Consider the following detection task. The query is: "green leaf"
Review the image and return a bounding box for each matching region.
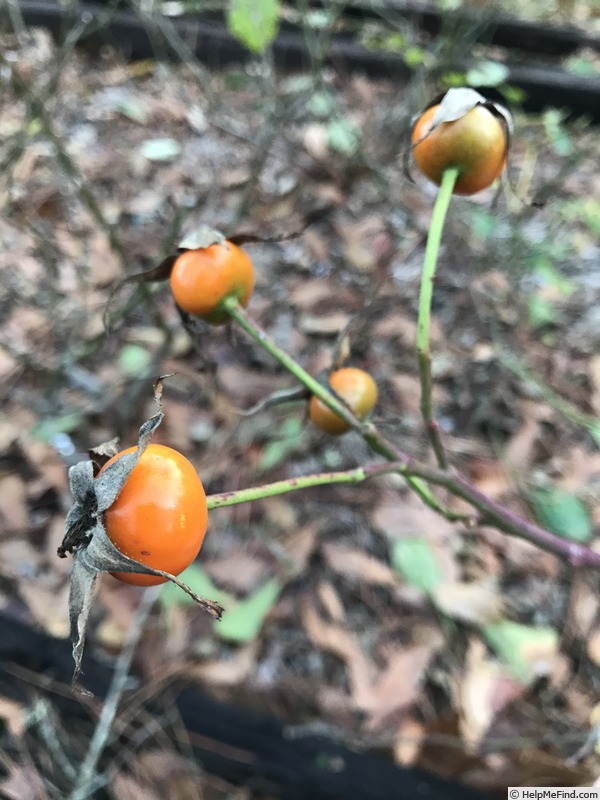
[116,99,148,124]
[483,620,558,684]
[530,488,592,543]
[118,344,152,377]
[305,10,334,29]
[542,109,573,157]
[533,262,577,296]
[527,294,559,329]
[159,564,233,609]
[215,577,283,643]
[227,0,279,54]
[468,208,499,238]
[31,414,82,443]
[502,86,526,105]
[140,138,181,162]
[391,538,442,597]
[561,198,600,236]
[404,47,429,69]
[564,55,598,78]
[466,61,510,88]
[327,118,358,155]
[27,118,43,137]
[308,91,334,118]
[363,32,406,53]
[442,72,467,89]
[258,416,303,473]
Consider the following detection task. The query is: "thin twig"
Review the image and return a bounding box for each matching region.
[67,587,159,800]
[223,300,600,569]
[223,298,461,519]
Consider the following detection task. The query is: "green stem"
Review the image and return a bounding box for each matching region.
[416,166,459,469]
[224,297,365,436]
[204,459,600,569]
[223,298,467,522]
[208,463,402,509]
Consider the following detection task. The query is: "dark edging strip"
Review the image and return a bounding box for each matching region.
[0,612,492,800]
[9,0,600,122]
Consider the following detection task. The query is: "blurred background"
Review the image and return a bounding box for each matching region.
[0,0,599,797]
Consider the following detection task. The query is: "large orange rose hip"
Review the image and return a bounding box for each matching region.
[99,444,207,586]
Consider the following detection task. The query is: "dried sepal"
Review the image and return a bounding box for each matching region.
[235,385,309,417]
[177,226,227,251]
[107,214,329,331]
[430,88,512,155]
[58,380,222,688]
[430,87,487,126]
[89,437,120,475]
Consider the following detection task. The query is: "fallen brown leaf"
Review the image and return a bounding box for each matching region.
[0,761,49,800]
[206,550,269,593]
[502,400,553,477]
[586,629,600,666]
[363,638,443,731]
[455,638,525,750]
[189,641,259,686]
[590,355,600,417]
[321,542,397,588]
[372,493,455,544]
[301,602,375,708]
[569,575,600,638]
[432,579,504,626]
[393,716,427,766]
[317,581,346,623]
[290,279,337,310]
[278,524,319,574]
[299,312,350,335]
[0,475,29,533]
[0,698,26,738]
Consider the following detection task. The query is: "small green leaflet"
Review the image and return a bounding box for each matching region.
[31,413,82,443]
[258,417,303,474]
[159,565,232,609]
[392,538,442,597]
[482,620,558,684]
[215,577,283,643]
[160,567,283,643]
[140,138,181,162]
[530,487,592,543]
[118,344,151,377]
[466,61,509,88]
[327,118,359,154]
[227,0,280,55]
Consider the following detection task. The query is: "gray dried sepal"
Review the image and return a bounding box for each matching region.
[89,436,120,465]
[68,460,94,505]
[432,87,485,126]
[178,226,226,251]
[69,522,223,686]
[78,521,168,576]
[94,411,163,513]
[490,100,514,147]
[68,554,99,687]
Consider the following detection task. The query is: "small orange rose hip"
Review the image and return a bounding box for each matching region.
[309,367,378,435]
[411,102,508,195]
[170,240,255,324]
